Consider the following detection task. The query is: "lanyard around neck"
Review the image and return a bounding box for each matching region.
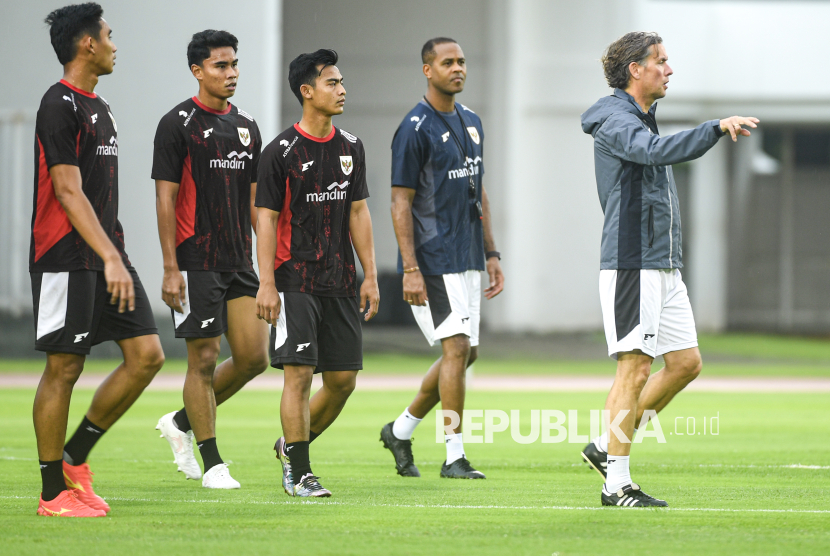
[422,96,472,165]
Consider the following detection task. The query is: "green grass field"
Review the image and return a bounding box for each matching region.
[1,333,829,554]
[1,388,829,554]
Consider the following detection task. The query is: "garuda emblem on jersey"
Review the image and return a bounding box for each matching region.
[340,156,353,176]
[467,127,480,145]
[238,127,251,146]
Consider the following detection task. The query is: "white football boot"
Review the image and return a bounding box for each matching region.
[156,411,202,480]
[202,463,241,489]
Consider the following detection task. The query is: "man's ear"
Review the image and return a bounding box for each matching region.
[627,61,641,81]
[423,63,431,79]
[191,64,203,81]
[300,83,314,100]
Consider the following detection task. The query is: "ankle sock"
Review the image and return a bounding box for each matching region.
[285,441,311,480]
[445,433,465,464]
[63,416,107,465]
[39,459,66,501]
[605,454,632,492]
[173,408,191,433]
[196,437,224,472]
[392,409,422,441]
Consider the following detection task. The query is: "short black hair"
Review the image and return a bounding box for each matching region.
[288,49,339,106]
[421,37,457,65]
[187,30,238,68]
[44,3,104,66]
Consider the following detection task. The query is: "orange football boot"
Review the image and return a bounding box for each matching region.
[63,461,111,514]
[37,490,106,517]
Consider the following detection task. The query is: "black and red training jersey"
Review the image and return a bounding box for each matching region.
[30,80,129,272]
[151,97,261,271]
[256,124,370,297]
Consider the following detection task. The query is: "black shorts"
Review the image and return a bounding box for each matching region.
[270,291,363,373]
[31,267,158,355]
[173,270,259,338]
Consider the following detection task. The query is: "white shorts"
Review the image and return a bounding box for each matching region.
[599,268,698,359]
[411,270,481,347]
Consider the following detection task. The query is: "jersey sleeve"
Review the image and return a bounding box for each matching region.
[351,142,369,202]
[151,114,187,182]
[255,145,287,211]
[36,98,80,168]
[390,120,427,189]
[250,120,262,180]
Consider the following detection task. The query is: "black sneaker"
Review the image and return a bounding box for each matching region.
[440,457,486,479]
[601,483,668,507]
[293,473,332,497]
[380,422,420,477]
[581,441,607,479]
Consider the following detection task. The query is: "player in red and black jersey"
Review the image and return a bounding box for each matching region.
[152,30,268,489]
[256,49,379,497]
[31,3,164,518]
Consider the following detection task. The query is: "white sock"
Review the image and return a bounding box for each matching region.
[593,429,636,453]
[392,409,422,441]
[605,454,631,493]
[445,433,465,464]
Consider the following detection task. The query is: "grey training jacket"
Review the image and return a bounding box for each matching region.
[581,89,724,270]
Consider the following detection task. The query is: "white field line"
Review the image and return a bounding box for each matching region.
[1,374,829,392]
[2,495,828,514]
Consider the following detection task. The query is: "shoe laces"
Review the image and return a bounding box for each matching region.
[299,475,325,490]
[453,458,476,473]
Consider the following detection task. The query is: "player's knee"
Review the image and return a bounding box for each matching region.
[239,351,269,379]
[45,356,85,386]
[683,356,702,382]
[188,344,220,377]
[140,345,165,375]
[443,335,471,362]
[328,375,356,399]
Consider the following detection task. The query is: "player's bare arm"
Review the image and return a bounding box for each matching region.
[255,206,281,325]
[391,186,427,306]
[481,186,504,299]
[50,163,134,313]
[719,116,759,142]
[154,178,186,313]
[349,199,380,321]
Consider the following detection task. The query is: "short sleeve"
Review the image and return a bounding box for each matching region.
[391,121,428,189]
[255,145,287,211]
[250,120,262,179]
[36,99,80,168]
[151,115,187,182]
[351,142,369,202]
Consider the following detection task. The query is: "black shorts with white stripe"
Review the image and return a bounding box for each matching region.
[269,291,362,373]
[31,267,158,355]
[171,270,259,338]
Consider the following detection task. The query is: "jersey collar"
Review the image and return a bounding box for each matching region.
[294,123,336,143]
[192,96,232,115]
[60,79,96,98]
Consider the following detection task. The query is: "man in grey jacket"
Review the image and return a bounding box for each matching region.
[580,31,758,507]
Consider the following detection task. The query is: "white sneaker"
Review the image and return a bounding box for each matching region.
[202,463,241,489]
[156,411,202,480]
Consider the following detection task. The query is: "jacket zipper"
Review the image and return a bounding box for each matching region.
[666,168,673,268]
[648,206,654,248]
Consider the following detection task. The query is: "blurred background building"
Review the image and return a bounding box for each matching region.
[2,0,830,356]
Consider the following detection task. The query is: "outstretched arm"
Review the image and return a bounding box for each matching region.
[599,115,758,167]
[350,199,379,321]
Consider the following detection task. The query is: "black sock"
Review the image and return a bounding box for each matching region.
[63,416,106,465]
[196,437,223,472]
[39,460,67,501]
[173,408,191,433]
[285,441,311,479]
[309,430,320,443]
